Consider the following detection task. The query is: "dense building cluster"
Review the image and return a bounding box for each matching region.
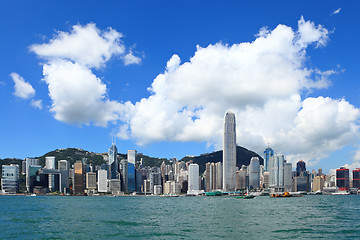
[1,111,360,195]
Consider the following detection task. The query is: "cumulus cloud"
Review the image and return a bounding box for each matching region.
[28,18,360,168]
[123,52,142,65]
[331,8,341,15]
[31,99,43,109]
[30,24,139,126]
[115,17,359,167]
[30,23,127,68]
[10,72,35,99]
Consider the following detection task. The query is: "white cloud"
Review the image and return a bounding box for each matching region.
[331,8,341,15]
[28,18,360,168]
[123,52,142,65]
[30,23,129,68]
[42,60,132,126]
[296,16,329,48]
[31,99,43,109]
[10,72,35,99]
[30,24,139,126]
[116,17,360,167]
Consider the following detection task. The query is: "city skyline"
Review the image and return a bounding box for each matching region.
[1,1,360,174]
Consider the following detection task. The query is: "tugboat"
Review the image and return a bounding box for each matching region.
[271,192,302,198]
[235,189,255,199]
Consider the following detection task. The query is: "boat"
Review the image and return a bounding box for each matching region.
[30,194,36,197]
[235,188,255,199]
[235,195,256,199]
[162,194,179,197]
[271,192,302,198]
[205,191,222,196]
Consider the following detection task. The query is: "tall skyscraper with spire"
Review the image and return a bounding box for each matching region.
[264,146,274,172]
[223,110,236,192]
[108,143,118,180]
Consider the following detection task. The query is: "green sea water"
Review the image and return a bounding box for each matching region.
[1,195,360,239]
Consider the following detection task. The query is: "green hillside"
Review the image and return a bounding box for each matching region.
[180,146,264,173]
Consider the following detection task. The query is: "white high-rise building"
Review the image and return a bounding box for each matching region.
[97,169,108,193]
[45,156,56,169]
[127,150,137,165]
[223,110,237,192]
[249,157,260,189]
[187,163,199,194]
[269,154,286,191]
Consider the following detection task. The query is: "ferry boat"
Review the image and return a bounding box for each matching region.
[205,191,222,196]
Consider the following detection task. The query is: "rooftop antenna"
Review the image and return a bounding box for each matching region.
[111,134,115,145]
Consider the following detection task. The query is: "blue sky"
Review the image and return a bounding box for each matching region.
[1,1,359,174]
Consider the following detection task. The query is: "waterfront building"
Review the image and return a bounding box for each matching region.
[73,161,84,195]
[296,160,306,176]
[108,144,118,180]
[127,160,136,193]
[120,160,128,192]
[45,156,56,191]
[45,156,55,169]
[28,165,42,193]
[127,150,137,165]
[264,146,274,172]
[236,170,246,190]
[25,158,39,192]
[205,163,211,191]
[205,162,218,191]
[1,164,19,194]
[249,157,260,189]
[293,172,310,192]
[223,110,237,192]
[353,168,360,189]
[284,163,293,192]
[263,171,269,188]
[312,176,325,192]
[336,167,350,190]
[269,154,285,191]
[188,163,199,194]
[164,181,172,194]
[108,179,121,195]
[143,180,151,194]
[58,160,69,193]
[215,162,223,190]
[86,172,97,190]
[154,185,162,195]
[149,169,161,194]
[97,169,108,193]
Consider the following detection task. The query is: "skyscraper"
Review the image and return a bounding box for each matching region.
[1,164,19,194]
[296,160,306,176]
[58,160,69,193]
[97,169,108,193]
[269,154,285,191]
[108,144,118,180]
[249,157,260,189]
[336,167,349,190]
[188,163,199,194]
[25,158,39,192]
[264,146,274,172]
[127,150,137,165]
[74,161,84,195]
[45,156,56,169]
[353,168,360,189]
[223,110,236,192]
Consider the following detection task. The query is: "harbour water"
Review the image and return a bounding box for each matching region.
[1,195,360,239]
